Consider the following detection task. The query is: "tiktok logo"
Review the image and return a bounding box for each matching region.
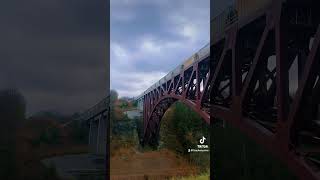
[197,136,209,149]
[199,136,206,144]
[189,136,209,152]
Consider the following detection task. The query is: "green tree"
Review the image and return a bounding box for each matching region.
[110,90,118,105]
[110,90,119,136]
[159,102,210,170]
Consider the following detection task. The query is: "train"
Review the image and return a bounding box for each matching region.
[136,43,210,100]
[212,0,274,42]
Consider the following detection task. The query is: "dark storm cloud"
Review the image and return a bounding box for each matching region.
[0,0,106,35]
[0,0,109,115]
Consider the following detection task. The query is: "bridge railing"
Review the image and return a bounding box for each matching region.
[76,96,109,121]
[198,43,210,60]
[136,42,210,100]
[211,4,237,42]
[211,0,274,43]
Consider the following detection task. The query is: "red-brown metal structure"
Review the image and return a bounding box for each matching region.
[139,0,320,179]
[211,0,320,179]
[141,46,210,146]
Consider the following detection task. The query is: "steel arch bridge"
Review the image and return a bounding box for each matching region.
[137,43,210,146]
[136,0,320,179]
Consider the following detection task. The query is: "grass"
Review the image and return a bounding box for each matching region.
[171,172,209,180]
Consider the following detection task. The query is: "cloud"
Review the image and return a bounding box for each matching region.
[165,0,210,44]
[111,0,136,22]
[110,0,210,97]
[0,0,108,115]
[111,42,129,59]
[181,24,198,41]
[111,69,166,97]
[140,37,162,54]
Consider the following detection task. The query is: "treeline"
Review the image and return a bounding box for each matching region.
[160,102,210,171]
[0,89,61,180]
[110,90,139,155]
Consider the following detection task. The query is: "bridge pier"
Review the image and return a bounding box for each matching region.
[88,113,108,155]
[88,112,108,155]
[88,119,98,154]
[97,112,107,155]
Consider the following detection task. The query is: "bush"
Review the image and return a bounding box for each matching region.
[70,122,88,144]
[43,163,59,180]
[42,127,61,144]
[160,102,210,170]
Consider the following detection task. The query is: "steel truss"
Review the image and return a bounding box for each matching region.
[142,55,210,146]
[142,0,320,179]
[211,1,320,179]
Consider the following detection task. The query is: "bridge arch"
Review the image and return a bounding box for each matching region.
[135,43,210,146]
[142,95,209,146]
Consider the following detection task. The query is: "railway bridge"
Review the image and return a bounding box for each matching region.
[135,43,210,146]
[135,0,320,179]
[76,96,109,155]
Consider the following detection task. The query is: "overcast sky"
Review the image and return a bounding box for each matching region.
[110,0,210,97]
[0,0,108,116]
[0,0,214,115]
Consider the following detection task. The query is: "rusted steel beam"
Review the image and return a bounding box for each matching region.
[141,54,210,146]
[210,1,320,180]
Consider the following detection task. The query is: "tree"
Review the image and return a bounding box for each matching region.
[110,90,119,136]
[0,89,26,179]
[110,90,118,105]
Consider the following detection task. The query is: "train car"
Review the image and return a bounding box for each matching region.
[183,56,194,69]
[236,0,272,20]
[198,43,210,60]
[212,0,273,41]
[211,0,235,41]
[170,65,184,80]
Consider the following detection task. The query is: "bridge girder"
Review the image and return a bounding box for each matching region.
[141,54,210,146]
[77,96,110,156]
[139,0,320,179]
[211,0,320,180]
